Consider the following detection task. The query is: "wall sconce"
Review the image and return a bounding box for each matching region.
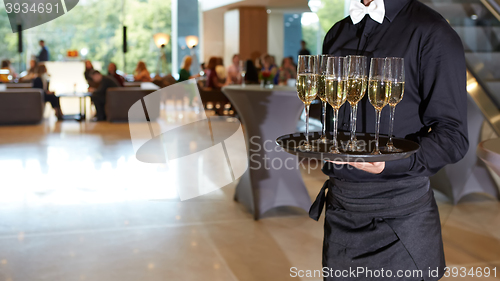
[154,33,170,76]
[185,35,199,49]
[154,33,170,49]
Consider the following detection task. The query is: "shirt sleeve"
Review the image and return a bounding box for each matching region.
[383,22,469,176]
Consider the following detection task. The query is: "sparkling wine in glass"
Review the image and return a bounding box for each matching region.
[346,55,368,152]
[297,55,318,151]
[313,55,330,144]
[368,58,390,155]
[239,60,247,87]
[325,56,348,153]
[384,57,405,152]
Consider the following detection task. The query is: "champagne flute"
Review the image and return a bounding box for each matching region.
[296,55,318,151]
[313,55,330,144]
[239,60,247,87]
[325,56,348,153]
[368,58,390,155]
[346,55,368,152]
[384,57,405,152]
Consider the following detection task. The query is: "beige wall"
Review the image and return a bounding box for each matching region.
[203,8,225,64]
[202,6,271,67]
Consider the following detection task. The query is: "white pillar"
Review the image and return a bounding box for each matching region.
[171,0,178,75]
[268,12,284,66]
[224,9,240,67]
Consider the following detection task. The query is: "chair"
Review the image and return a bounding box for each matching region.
[0,89,44,125]
[105,87,158,122]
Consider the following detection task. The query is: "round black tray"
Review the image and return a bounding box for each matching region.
[276,131,419,162]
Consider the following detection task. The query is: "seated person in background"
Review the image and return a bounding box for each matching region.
[244,60,259,85]
[90,70,118,121]
[226,54,241,85]
[178,56,193,82]
[215,57,226,84]
[0,60,17,82]
[0,60,11,83]
[32,65,63,120]
[278,57,297,85]
[107,62,125,87]
[153,74,177,88]
[84,60,99,90]
[205,57,224,90]
[261,54,279,85]
[20,59,38,82]
[200,62,207,75]
[134,61,152,82]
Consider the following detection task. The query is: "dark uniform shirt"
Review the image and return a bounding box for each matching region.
[310,1,469,279]
[322,0,469,181]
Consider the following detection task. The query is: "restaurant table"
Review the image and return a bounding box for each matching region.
[222,85,312,220]
[477,138,500,200]
[56,92,91,121]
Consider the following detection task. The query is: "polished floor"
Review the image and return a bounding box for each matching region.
[0,100,499,281]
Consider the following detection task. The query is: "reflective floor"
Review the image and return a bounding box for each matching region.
[0,101,499,281]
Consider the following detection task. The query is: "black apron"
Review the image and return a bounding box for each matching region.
[309,177,445,281]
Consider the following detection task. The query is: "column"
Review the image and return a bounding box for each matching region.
[222,7,268,64]
[268,12,284,67]
[172,0,200,77]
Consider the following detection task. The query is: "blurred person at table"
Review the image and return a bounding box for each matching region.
[84,60,99,90]
[215,57,226,84]
[178,56,197,82]
[270,55,278,68]
[298,40,311,56]
[287,56,297,68]
[278,57,297,85]
[20,59,38,82]
[107,62,125,87]
[134,61,152,82]
[37,40,50,62]
[90,70,118,121]
[226,54,241,85]
[32,65,63,120]
[0,60,14,83]
[261,54,279,85]
[244,60,259,85]
[205,57,224,90]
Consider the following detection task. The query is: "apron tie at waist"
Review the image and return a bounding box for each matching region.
[309,180,329,221]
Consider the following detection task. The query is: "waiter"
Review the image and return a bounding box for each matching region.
[309,0,468,280]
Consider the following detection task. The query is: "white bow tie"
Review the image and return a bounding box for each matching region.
[349,0,385,25]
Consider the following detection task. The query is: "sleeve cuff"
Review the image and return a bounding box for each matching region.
[381,154,414,175]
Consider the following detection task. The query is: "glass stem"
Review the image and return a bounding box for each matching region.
[350,103,358,145]
[242,74,246,86]
[375,109,382,153]
[322,101,327,138]
[388,105,396,145]
[305,104,310,144]
[333,108,339,151]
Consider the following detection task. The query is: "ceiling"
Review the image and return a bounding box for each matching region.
[200,0,311,13]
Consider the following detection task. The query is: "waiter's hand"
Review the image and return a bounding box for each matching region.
[329,161,385,174]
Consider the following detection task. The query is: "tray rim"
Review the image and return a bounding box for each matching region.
[275,132,420,162]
